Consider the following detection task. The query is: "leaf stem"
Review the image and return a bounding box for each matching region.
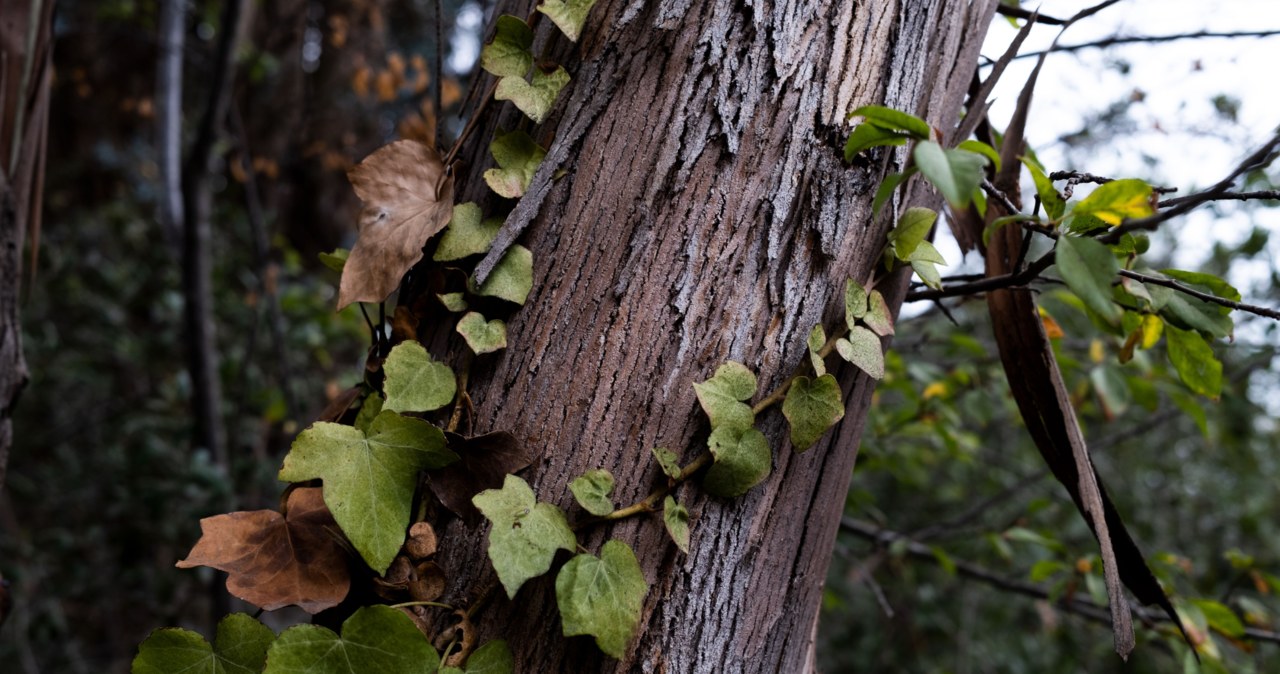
[389,600,454,610]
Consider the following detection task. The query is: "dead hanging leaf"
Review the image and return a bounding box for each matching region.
[426,432,534,525]
[177,487,351,614]
[373,555,415,601]
[410,561,446,602]
[404,522,437,560]
[338,140,455,310]
[372,555,446,603]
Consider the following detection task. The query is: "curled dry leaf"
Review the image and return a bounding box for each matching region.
[404,521,438,561]
[410,561,446,602]
[176,487,351,614]
[338,140,455,310]
[373,555,415,601]
[426,431,534,524]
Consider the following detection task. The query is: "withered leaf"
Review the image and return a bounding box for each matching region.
[177,487,351,614]
[338,140,455,310]
[427,432,535,524]
[405,521,438,560]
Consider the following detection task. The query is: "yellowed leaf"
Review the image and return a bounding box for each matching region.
[338,141,454,309]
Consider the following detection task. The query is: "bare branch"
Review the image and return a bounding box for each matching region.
[1118,269,1280,321]
[1013,29,1280,61]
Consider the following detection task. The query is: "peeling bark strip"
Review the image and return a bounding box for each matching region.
[425,1,996,670]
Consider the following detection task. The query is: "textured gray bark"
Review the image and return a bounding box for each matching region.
[428,0,996,670]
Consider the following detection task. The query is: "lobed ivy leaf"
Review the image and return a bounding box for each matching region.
[440,640,513,674]
[1054,235,1122,327]
[482,130,547,199]
[555,540,648,658]
[133,613,275,674]
[473,474,577,598]
[319,248,349,274]
[263,605,439,674]
[782,374,845,452]
[836,327,884,380]
[354,394,383,433]
[662,496,690,554]
[863,290,895,337]
[1166,324,1223,399]
[912,141,987,210]
[845,278,868,329]
[843,123,910,162]
[434,203,502,262]
[845,105,932,139]
[470,244,533,306]
[702,424,771,498]
[693,361,757,430]
[438,293,468,313]
[536,0,599,42]
[569,469,615,516]
[456,312,507,355]
[1022,158,1065,220]
[480,15,533,78]
[278,412,456,574]
[495,66,570,124]
[807,324,827,376]
[651,447,682,479]
[1072,178,1153,226]
[888,207,937,261]
[383,341,457,413]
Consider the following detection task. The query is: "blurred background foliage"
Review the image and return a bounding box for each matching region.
[1,1,1278,672]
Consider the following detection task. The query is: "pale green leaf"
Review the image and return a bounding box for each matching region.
[555,540,648,658]
[263,605,439,674]
[702,425,771,497]
[383,341,457,413]
[692,361,757,430]
[1192,599,1246,639]
[782,374,845,452]
[434,203,502,261]
[133,613,274,674]
[662,496,690,553]
[651,447,682,479]
[845,105,931,139]
[913,141,987,210]
[569,469,615,516]
[456,312,507,355]
[1073,178,1153,226]
[845,278,868,330]
[836,327,884,379]
[479,15,533,78]
[862,290,894,337]
[319,249,349,274]
[905,239,946,265]
[473,474,577,598]
[958,140,1001,172]
[1022,158,1065,220]
[807,324,827,376]
[455,640,513,674]
[471,245,533,306]
[911,259,942,290]
[888,207,937,260]
[482,131,547,199]
[279,412,456,573]
[495,67,570,124]
[871,167,916,217]
[843,123,910,162]
[1166,324,1223,399]
[1054,235,1122,326]
[438,293,468,312]
[536,0,599,42]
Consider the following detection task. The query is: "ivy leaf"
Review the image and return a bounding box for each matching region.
[495,67,570,124]
[1054,235,1122,326]
[845,279,868,330]
[555,540,648,658]
[456,312,507,355]
[438,293,468,313]
[662,496,690,553]
[807,324,827,376]
[354,394,384,433]
[383,341,457,413]
[176,488,351,614]
[339,141,454,309]
[845,105,932,139]
[480,15,533,78]
[888,207,937,260]
[692,361,757,430]
[448,640,513,674]
[473,474,577,598]
[536,0,599,42]
[912,141,987,210]
[836,326,884,380]
[863,290,895,336]
[483,130,547,199]
[263,605,439,674]
[427,432,534,525]
[702,424,771,498]
[782,374,845,452]
[651,447,682,479]
[434,203,502,262]
[569,469,615,516]
[843,123,910,162]
[279,412,456,574]
[1072,178,1153,225]
[470,244,533,306]
[133,613,275,674]
[1022,158,1065,220]
[1166,324,1223,399]
[871,168,916,217]
[319,249,349,274]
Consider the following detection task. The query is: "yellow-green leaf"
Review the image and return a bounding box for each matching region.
[692,361,757,430]
[474,475,577,598]
[702,425,771,498]
[1073,178,1153,226]
[482,131,547,199]
[536,0,599,42]
[480,15,534,78]
[662,496,690,554]
[569,469,615,516]
[495,67,570,124]
[383,341,457,413]
[781,374,845,452]
[555,540,648,658]
[836,327,884,379]
[435,203,502,261]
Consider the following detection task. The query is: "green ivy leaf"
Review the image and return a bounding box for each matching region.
[912,141,987,210]
[442,640,513,674]
[456,312,508,355]
[1022,158,1065,220]
[555,540,648,658]
[480,15,534,78]
[651,447,682,479]
[471,244,533,306]
[536,0,599,42]
[807,324,827,376]
[845,279,869,331]
[438,293,469,313]
[702,424,771,497]
[863,290,895,337]
[782,374,845,452]
[133,613,275,674]
[263,605,439,674]
[473,474,577,598]
[836,326,884,379]
[1054,235,1122,327]
[845,105,932,139]
[692,361,757,430]
[662,496,690,553]
[435,203,502,261]
[354,394,383,433]
[1072,179,1153,226]
[383,341,457,413]
[279,412,457,573]
[843,123,911,162]
[495,67,570,124]
[1166,324,1223,399]
[569,469,615,516]
[888,207,937,260]
[319,249,349,274]
[482,130,547,199]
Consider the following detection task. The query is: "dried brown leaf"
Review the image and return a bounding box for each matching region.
[373,555,415,600]
[410,561,446,602]
[404,522,438,560]
[426,432,534,525]
[338,140,455,309]
[177,487,351,614]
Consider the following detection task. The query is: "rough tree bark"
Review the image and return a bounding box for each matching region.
[425,1,996,670]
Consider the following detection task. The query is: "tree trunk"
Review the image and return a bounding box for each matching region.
[430,1,995,670]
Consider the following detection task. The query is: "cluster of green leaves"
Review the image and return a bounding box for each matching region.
[480,1,598,126]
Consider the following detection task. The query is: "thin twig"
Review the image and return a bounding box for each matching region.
[1013,29,1280,61]
[1159,190,1280,209]
[1118,268,1280,321]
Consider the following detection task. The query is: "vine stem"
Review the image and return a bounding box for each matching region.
[447,356,473,433]
[390,600,454,610]
[443,78,499,168]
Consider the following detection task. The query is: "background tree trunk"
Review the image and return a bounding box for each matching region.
[429,1,996,670]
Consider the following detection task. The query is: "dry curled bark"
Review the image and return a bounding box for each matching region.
[414,1,997,670]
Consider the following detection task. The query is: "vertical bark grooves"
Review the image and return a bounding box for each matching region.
[432,1,995,670]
